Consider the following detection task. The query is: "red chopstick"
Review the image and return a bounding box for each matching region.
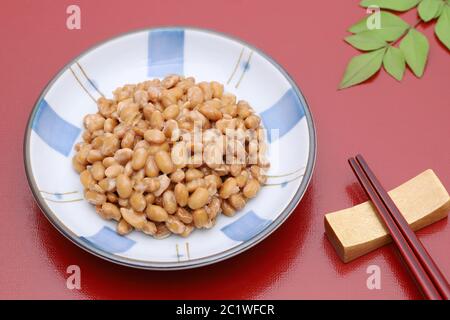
[348,157,442,300]
[355,155,450,300]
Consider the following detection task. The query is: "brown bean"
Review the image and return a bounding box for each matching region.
[188,187,209,210]
[165,216,186,234]
[134,89,148,105]
[101,134,119,156]
[147,86,161,102]
[150,110,164,130]
[145,156,160,177]
[163,119,179,140]
[180,224,194,237]
[161,88,182,107]
[116,174,132,198]
[229,193,246,210]
[84,114,105,132]
[244,115,261,129]
[162,190,178,214]
[72,156,85,173]
[87,149,104,163]
[142,221,157,235]
[170,169,185,183]
[222,93,236,106]
[235,171,249,188]
[162,74,180,89]
[75,144,91,166]
[104,164,124,178]
[207,197,221,220]
[219,177,239,199]
[130,192,147,212]
[237,100,252,119]
[174,183,189,207]
[119,103,141,125]
[211,81,224,98]
[171,141,188,168]
[221,200,236,217]
[117,219,133,235]
[112,123,128,140]
[192,208,209,228]
[106,192,118,203]
[162,104,180,120]
[100,202,121,221]
[118,198,129,208]
[221,104,238,118]
[82,130,92,143]
[148,141,170,155]
[146,205,169,222]
[120,208,147,229]
[102,156,117,168]
[204,174,222,189]
[98,177,116,192]
[243,179,260,198]
[131,148,148,170]
[185,168,204,182]
[186,178,207,192]
[144,193,156,206]
[85,190,106,205]
[103,118,117,133]
[199,100,222,121]
[198,82,213,100]
[154,223,171,239]
[121,130,135,149]
[154,174,171,197]
[134,139,150,150]
[250,165,267,184]
[229,164,241,177]
[175,207,193,224]
[90,161,105,181]
[154,150,175,174]
[114,148,133,165]
[187,86,204,107]
[144,177,160,192]
[144,129,166,144]
[80,170,95,189]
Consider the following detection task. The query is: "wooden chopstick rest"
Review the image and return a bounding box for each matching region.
[325,169,450,263]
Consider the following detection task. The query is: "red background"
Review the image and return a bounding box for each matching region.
[1,0,449,299]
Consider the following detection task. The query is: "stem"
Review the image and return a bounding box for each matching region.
[389,19,423,47]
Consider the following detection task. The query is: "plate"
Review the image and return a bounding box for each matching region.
[24,27,316,270]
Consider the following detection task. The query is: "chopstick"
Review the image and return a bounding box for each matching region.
[348,156,442,300]
[355,155,450,300]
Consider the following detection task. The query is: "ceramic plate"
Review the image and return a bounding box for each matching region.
[24,27,316,270]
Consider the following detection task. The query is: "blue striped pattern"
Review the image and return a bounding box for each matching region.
[31,100,81,156]
[260,88,305,142]
[80,226,136,254]
[148,29,184,77]
[221,211,271,242]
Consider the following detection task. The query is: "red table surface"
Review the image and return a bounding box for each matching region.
[0,0,449,300]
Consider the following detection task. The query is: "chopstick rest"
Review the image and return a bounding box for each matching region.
[325,169,450,263]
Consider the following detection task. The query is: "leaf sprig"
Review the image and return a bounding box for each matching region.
[339,0,450,89]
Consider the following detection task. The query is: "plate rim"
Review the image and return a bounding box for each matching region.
[23,26,317,270]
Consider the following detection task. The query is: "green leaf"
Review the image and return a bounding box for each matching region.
[348,11,410,41]
[418,0,444,22]
[383,46,406,81]
[434,2,445,18]
[399,29,430,77]
[345,32,387,50]
[435,6,450,50]
[339,48,386,89]
[360,0,421,11]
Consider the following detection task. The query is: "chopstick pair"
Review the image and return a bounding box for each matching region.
[348,155,450,300]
